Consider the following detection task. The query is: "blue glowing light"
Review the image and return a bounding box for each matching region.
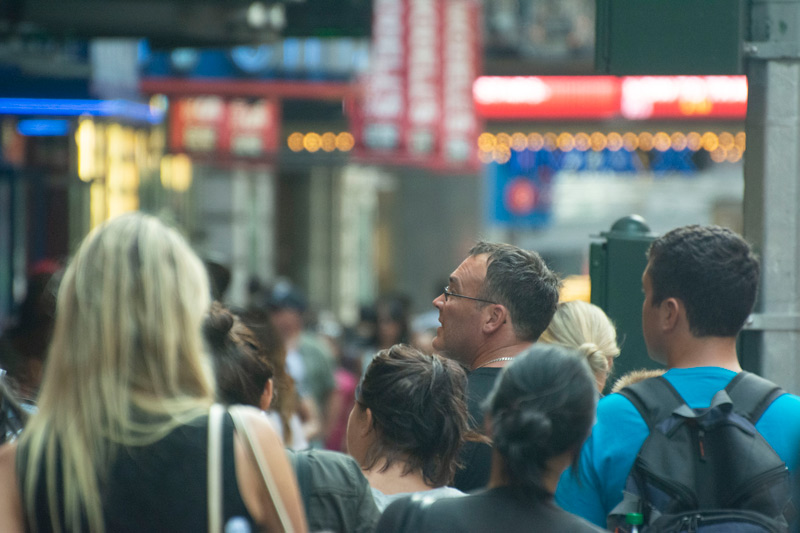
[0,98,164,124]
[16,119,70,136]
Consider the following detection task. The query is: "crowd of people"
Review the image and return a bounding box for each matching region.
[0,211,798,532]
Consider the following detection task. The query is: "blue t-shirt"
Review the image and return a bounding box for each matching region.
[555,367,800,527]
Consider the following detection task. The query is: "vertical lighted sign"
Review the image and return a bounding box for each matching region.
[362,0,406,153]
[355,0,481,171]
[440,0,481,167]
[405,0,441,158]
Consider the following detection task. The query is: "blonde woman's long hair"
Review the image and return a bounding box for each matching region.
[539,300,620,391]
[19,213,215,533]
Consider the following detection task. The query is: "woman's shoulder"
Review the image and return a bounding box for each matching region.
[0,442,24,532]
[378,489,606,533]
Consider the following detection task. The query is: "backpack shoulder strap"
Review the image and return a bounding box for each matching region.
[616,375,686,429]
[724,371,784,423]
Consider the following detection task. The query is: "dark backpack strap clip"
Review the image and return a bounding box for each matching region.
[724,371,784,423]
[616,375,685,429]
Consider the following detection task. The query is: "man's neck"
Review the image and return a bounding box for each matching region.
[470,341,532,371]
[665,335,742,372]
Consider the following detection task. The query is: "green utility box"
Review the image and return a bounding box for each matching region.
[590,215,659,391]
[595,0,745,75]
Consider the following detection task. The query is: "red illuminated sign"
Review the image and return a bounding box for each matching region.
[169,96,279,156]
[352,0,482,171]
[474,76,621,120]
[620,76,747,120]
[474,75,748,121]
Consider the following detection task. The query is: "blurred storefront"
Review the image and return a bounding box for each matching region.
[0,39,178,325]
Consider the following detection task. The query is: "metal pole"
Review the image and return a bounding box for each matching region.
[743,0,800,393]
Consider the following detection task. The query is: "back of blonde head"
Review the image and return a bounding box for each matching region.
[539,300,620,389]
[20,212,214,532]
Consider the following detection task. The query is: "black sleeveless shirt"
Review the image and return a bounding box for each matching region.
[18,412,257,532]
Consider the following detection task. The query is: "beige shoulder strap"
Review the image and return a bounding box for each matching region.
[207,403,225,533]
[229,405,295,533]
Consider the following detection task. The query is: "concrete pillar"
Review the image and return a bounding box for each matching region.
[743,55,800,392]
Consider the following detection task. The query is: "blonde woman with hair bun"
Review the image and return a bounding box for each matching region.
[0,213,307,533]
[539,300,620,392]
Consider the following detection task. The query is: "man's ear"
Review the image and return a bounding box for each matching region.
[660,297,682,332]
[483,304,509,335]
[259,378,275,411]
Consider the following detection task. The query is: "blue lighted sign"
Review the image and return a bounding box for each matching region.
[17,119,70,136]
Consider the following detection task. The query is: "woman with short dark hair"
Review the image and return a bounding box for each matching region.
[376,344,605,532]
[347,344,468,511]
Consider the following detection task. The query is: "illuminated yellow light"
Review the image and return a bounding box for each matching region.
[76,119,96,182]
[710,147,727,163]
[543,132,558,151]
[134,130,149,174]
[89,182,105,229]
[574,132,590,152]
[557,132,575,151]
[622,132,639,152]
[321,132,337,152]
[727,146,742,163]
[170,154,193,192]
[335,132,355,152]
[527,133,544,151]
[477,132,496,151]
[478,150,494,164]
[653,132,671,152]
[107,124,125,161]
[127,161,140,189]
[638,132,654,151]
[701,132,719,152]
[496,132,512,147]
[287,132,304,152]
[303,132,322,152]
[687,132,702,151]
[511,132,528,152]
[735,131,746,151]
[590,132,607,151]
[159,154,192,192]
[607,132,623,152]
[718,132,735,151]
[493,144,511,164]
[160,155,172,190]
[670,132,687,151]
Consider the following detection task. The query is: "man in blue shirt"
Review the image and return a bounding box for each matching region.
[555,224,800,528]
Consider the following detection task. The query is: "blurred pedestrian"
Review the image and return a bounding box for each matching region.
[539,300,621,393]
[433,242,560,492]
[268,280,336,447]
[0,262,61,410]
[0,213,306,533]
[348,344,468,511]
[376,344,604,532]
[205,302,380,533]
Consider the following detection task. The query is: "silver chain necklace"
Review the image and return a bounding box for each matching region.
[473,356,514,370]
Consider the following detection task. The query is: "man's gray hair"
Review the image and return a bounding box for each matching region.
[469,241,561,341]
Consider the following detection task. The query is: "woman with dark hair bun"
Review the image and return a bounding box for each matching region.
[347,344,468,511]
[376,344,605,532]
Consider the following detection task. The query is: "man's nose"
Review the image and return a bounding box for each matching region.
[433,293,445,309]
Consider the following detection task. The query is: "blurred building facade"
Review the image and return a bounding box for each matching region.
[0,0,746,328]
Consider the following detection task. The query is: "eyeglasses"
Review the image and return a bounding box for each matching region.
[443,286,497,305]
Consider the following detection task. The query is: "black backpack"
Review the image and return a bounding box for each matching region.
[607,371,792,533]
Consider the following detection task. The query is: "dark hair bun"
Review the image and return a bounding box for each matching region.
[203,303,234,347]
[493,405,552,469]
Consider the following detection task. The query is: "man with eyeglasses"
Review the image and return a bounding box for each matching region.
[432,241,560,492]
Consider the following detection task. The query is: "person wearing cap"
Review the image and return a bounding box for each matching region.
[268,280,336,447]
